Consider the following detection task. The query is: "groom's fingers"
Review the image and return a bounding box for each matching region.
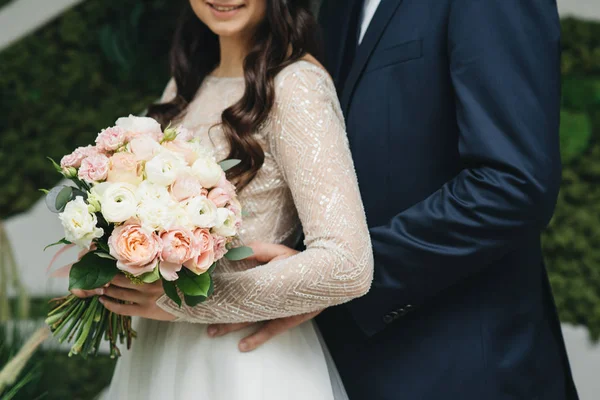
[207,322,255,337]
[238,310,323,352]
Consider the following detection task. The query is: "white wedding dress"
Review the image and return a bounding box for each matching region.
[101,61,373,400]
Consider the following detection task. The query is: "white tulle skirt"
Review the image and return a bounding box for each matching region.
[101,317,348,400]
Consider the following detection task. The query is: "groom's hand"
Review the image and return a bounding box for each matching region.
[207,241,323,352]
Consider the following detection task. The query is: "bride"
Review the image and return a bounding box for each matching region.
[75,1,373,399]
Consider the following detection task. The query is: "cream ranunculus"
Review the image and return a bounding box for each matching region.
[59,197,104,249]
[185,196,218,228]
[92,182,138,223]
[191,156,223,189]
[135,181,172,205]
[145,150,187,186]
[213,207,238,237]
[137,199,179,232]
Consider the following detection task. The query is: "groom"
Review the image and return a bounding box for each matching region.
[211,0,579,399]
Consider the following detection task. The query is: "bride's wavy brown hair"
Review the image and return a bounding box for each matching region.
[148,0,323,190]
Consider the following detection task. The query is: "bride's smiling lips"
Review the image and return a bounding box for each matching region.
[205,1,246,19]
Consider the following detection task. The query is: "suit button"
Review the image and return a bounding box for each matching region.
[383,314,394,324]
[397,308,407,316]
[405,304,414,312]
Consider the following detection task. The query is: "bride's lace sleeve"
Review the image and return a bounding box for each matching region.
[157,64,374,323]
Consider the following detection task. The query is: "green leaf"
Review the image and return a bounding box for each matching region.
[176,269,211,297]
[208,262,217,275]
[39,188,50,194]
[224,246,254,261]
[184,294,207,307]
[47,156,63,173]
[44,238,72,251]
[219,159,241,172]
[140,265,160,283]
[94,251,116,261]
[162,279,181,308]
[96,240,110,254]
[69,252,119,290]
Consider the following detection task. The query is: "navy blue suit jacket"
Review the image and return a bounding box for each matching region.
[316,1,579,399]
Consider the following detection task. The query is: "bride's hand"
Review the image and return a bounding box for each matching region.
[208,242,322,353]
[97,275,176,322]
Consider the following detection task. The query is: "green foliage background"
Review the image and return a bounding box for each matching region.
[0,1,599,397]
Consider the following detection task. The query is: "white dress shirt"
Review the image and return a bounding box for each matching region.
[359,0,382,44]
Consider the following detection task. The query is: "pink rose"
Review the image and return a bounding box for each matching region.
[107,153,143,185]
[170,172,203,202]
[207,187,231,208]
[95,126,126,152]
[129,136,160,161]
[175,127,194,142]
[78,153,109,183]
[212,235,228,260]
[109,223,162,276]
[60,145,101,170]
[184,228,215,275]
[159,229,196,281]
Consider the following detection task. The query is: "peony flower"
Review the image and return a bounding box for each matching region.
[184,228,214,275]
[145,150,187,186]
[170,171,203,202]
[163,140,200,166]
[159,228,197,281]
[78,153,110,183]
[107,152,143,185]
[137,199,179,232]
[92,182,138,223]
[95,126,126,152]
[191,156,223,188]
[216,173,237,199]
[129,135,161,162]
[116,115,162,142]
[212,235,228,260]
[185,196,218,228]
[207,187,231,208]
[59,197,104,249]
[109,223,162,277]
[213,207,238,237]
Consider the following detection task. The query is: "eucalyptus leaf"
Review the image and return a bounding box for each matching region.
[184,294,207,307]
[45,186,73,213]
[44,238,72,251]
[69,252,119,290]
[162,279,181,308]
[224,246,254,261]
[176,269,211,297]
[219,159,241,172]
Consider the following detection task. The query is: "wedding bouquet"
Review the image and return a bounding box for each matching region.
[43,115,251,358]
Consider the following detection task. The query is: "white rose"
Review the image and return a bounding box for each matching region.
[137,199,178,231]
[135,181,172,205]
[173,202,192,230]
[93,182,138,223]
[191,156,223,188]
[213,207,238,237]
[185,197,218,228]
[115,115,162,140]
[59,197,104,249]
[145,150,187,186]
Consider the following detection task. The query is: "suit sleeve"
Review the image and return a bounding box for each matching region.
[347,0,562,335]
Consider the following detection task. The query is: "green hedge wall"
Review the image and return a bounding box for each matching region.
[543,18,600,340]
[0,0,599,349]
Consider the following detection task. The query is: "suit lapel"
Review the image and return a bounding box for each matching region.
[340,0,405,114]
[322,0,362,88]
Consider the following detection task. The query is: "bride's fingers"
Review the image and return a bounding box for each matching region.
[104,285,144,304]
[99,296,140,317]
[71,288,106,298]
[110,274,145,290]
[207,322,255,338]
[246,242,298,264]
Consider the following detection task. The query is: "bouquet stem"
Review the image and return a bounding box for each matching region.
[46,295,136,358]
